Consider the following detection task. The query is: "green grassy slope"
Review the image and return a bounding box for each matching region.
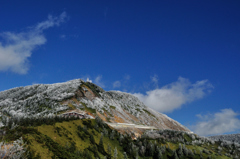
[0,118,235,159]
[24,119,125,159]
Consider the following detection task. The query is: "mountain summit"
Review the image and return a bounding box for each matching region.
[0,79,190,132]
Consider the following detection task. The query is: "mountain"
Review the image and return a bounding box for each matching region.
[0,79,190,132]
[0,79,239,159]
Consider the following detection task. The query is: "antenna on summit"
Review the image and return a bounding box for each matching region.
[86,78,92,83]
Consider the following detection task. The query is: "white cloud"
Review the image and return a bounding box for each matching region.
[151,74,158,88]
[133,77,213,113]
[94,75,105,88]
[192,109,240,136]
[60,34,66,39]
[124,74,131,80]
[35,12,67,31]
[151,74,158,84]
[113,81,121,88]
[0,12,67,74]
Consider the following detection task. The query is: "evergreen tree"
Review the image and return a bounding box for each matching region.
[200,151,203,159]
[207,156,212,159]
[95,116,104,127]
[173,151,179,159]
[157,150,162,159]
[150,142,154,156]
[123,152,128,159]
[2,116,7,126]
[90,134,95,145]
[143,139,147,147]
[183,145,189,156]
[107,144,111,155]
[135,152,139,159]
[114,147,118,159]
[83,125,88,132]
[110,130,115,140]
[177,143,183,157]
[102,128,108,137]
[161,145,166,154]
[188,149,194,157]
[139,146,145,156]
[119,134,124,145]
[154,147,162,159]
[99,135,104,149]
[94,124,99,132]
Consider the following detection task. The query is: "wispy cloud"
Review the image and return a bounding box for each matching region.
[60,34,66,39]
[133,77,213,113]
[191,109,240,136]
[0,12,67,74]
[113,81,121,88]
[124,74,131,80]
[151,74,159,88]
[94,75,105,88]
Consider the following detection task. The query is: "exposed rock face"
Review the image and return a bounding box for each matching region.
[0,79,190,132]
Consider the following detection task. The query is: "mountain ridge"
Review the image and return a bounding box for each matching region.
[0,79,190,132]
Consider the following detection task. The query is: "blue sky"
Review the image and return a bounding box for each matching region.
[0,0,240,136]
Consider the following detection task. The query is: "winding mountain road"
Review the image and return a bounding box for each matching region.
[106,122,157,130]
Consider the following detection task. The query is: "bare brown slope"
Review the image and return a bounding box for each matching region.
[70,82,191,132]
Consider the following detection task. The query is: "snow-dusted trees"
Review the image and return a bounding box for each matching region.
[146,142,154,156]
[188,149,194,157]
[154,146,162,159]
[177,143,183,157]
[119,134,124,145]
[173,151,179,159]
[95,116,104,127]
[107,144,111,155]
[123,152,128,159]
[2,115,79,128]
[114,147,118,159]
[0,137,26,159]
[102,128,108,137]
[182,144,189,156]
[110,130,115,140]
[139,145,146,156]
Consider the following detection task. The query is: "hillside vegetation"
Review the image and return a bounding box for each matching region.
[0,116,239,159]
[209,134,240,144]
